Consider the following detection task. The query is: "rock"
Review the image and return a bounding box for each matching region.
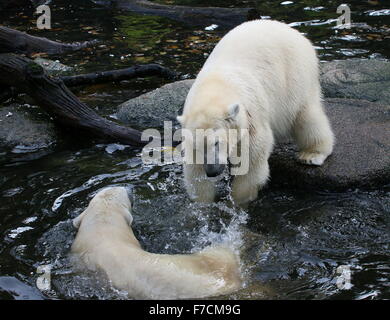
[269,98,390,190]
[0,276,44,300]
[320,59,390,105]
[0,104,57,153]
[116,79,194,128]
[117,59,390,128]
[117,78,389,190]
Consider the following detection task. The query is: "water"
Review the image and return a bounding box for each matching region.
[0,0,389,300]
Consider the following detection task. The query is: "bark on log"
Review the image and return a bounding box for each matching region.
[0,53,154,147]
[102,0,259,29]
[0,86,20,103]
[61,64,178,87]
[0,26,98,55]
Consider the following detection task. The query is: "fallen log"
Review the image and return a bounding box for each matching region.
[0,26,98,55]
[99,0,259,29]
[0,63,178,103]
[61,64,178,87]
[0,53,154,147]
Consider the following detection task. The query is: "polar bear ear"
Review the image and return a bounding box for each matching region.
[176,115,185,125]
[226,103,240,121]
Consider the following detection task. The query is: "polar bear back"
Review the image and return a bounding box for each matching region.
[73,237,241,299]
[187,20,321,140]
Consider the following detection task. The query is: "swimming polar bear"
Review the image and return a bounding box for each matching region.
[71,187,242,299]
[177,20,334,205]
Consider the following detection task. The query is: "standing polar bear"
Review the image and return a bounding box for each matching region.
[177,20,334,205]
[71,187,242,299]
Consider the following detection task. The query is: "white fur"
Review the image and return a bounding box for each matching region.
[179,20,334,205]
[71,187,242,299]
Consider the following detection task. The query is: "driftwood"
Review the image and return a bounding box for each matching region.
[61,64,178,87]
[0,26,98,55]
[101,0,259,29]
[0,63,178,103]
[0,26,177,103]
[0,53,155,147]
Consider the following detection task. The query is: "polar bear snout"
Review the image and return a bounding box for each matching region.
[204,163,225,177]
[203,135,229,177]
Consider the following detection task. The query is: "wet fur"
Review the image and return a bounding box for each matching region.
[71,187,242,299]
[178,20,334,205]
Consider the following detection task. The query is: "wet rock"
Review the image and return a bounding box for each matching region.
[116,59,390,128]
[320,59,390,105]
[116,79,194,128]
[0,104,57,153]
[0,276,44,300]
[269,98,390,190]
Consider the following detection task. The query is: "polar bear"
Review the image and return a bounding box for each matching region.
[70,187,242,299]
[177,20,334,205]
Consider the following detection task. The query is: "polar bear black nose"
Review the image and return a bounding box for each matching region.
[204,164,225,177]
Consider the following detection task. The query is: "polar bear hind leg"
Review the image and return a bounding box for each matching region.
[293,99,334,166]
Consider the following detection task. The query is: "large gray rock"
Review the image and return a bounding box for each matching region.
[320,59,390,105]
[116,67,389,190]
[116,79,194,128]
[269,98,390,190]
[117,59,390,129]
[0,104,57,153]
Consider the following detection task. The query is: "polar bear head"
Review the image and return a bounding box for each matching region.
[177,101,248,177]
[73,187,133,228]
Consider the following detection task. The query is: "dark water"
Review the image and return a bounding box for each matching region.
[0,0,389,300]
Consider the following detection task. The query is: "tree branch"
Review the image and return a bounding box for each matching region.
[0,53,155,147]
[61,64,178,87]
[0,26,98,55]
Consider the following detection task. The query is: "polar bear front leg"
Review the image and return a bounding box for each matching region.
[231,159,269,205]
[231,127,273,205]
[184,163,216,203]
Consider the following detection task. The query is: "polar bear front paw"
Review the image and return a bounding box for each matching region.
[298,152,328,166]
